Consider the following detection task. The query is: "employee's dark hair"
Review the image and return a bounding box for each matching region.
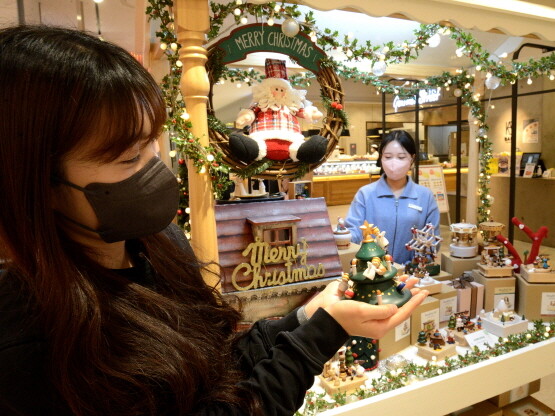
[377,130,417,167]
[0,25,259,416]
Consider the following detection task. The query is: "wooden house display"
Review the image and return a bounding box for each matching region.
[215,198,342,318]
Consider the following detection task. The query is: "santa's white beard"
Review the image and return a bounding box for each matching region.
[258,95,290,112]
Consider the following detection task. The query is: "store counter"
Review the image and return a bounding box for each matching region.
[312,167,468,207]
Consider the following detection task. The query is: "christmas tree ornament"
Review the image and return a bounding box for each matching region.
[372,61,387,76]
[347,221,413,369]
[282,17,300,37]
[229,59,327,164]
[485,75,501,89]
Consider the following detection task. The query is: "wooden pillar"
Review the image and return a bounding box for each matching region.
[175,0,219,282]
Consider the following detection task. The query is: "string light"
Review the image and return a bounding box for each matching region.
[527,78,533,85]
[267,17,274,26]
[240,16,248,24]
[170,42,178,51]
[233,8,241,16]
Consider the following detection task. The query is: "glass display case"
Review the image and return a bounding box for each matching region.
[314,159,380,176]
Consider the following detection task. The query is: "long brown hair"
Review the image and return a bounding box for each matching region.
[0,25,258,415]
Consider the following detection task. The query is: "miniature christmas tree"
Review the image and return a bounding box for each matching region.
[350,337,379,370]
[347,221,413,369]
[348,221,412,307]
[345,347,354,367]
[417,331,428,346]
[448,315,456,330]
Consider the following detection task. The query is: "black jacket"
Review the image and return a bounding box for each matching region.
[0,227,348,415]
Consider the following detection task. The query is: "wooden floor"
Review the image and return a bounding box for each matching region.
[327,204,555,410]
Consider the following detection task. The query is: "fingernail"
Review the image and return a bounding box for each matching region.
[421,290,429,297]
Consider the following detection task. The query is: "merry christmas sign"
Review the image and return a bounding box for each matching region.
[215,23,326,74]
[214,198,342,294]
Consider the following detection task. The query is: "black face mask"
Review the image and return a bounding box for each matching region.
[56,157,179,243]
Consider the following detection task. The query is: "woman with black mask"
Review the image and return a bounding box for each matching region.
[0,25,428,416]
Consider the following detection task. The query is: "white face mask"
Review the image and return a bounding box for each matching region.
[381,141,413,181]
[382,158,412,181]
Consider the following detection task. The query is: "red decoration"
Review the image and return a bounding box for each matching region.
[177,209,183,215]
[344,289,355,299]
[496,217,549,267]
[178,158,185,165]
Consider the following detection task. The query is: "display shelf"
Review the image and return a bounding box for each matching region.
[319,336,555,416]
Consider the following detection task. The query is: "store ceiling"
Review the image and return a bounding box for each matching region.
[1,0,555,111]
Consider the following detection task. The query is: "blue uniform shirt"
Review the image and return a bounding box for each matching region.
[345,175,440,265]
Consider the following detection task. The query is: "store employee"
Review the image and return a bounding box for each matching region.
[345,130,440,265]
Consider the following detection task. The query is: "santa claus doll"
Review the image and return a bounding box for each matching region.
[229,59,328,164]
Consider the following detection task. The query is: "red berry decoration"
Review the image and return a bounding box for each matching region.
[336,103,343,110]
[331,101,338,109]
[177,209,183,215]
[178,158,185,165]
[212,162,219,167]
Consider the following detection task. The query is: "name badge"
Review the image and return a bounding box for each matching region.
[408,203,423,212]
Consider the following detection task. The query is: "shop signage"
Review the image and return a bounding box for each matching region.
[215,23,326,74]
[393,88,441,111]
[231,237,326,291]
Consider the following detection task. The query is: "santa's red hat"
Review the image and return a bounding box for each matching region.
[265,58,288,80]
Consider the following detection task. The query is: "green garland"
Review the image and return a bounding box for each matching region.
[147,0,555,231]
[298,320,555,415]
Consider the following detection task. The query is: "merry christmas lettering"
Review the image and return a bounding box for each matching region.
[234,31,314,58]
[231,237,326,291]
[218,24,325,73]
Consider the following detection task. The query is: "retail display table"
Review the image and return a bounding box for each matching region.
[317,336,555,416]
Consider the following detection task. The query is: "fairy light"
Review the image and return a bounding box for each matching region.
[240,16,248,24]
[207,154,215,162]
[180,111,190,120]
[274,4,280,12]
[527,78,533,85]
[233,8,241,16]
[160,42,167,50]
[170,42,178,51]
[267,17,275,26]
[169,150,177,158]
[175,60,183,68]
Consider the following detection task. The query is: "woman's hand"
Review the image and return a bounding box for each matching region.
[324,290,428,339]
[303,275,428,339]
